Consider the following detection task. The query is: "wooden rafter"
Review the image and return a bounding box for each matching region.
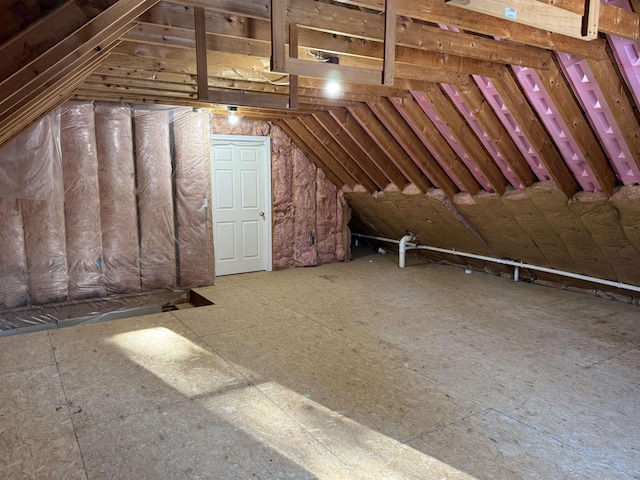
[536,57,617,196]
[298,115,379,192]
[279,118,358,189]
[366,98,459,198]
[416,84,508,195]
[391,95,481,195]
[329,108,409,189]
[492,68,579,199]
[312,112,391,190]
[347,103,432,192]
[455,82,536,188]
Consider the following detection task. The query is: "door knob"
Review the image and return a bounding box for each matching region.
[259,211,265,218]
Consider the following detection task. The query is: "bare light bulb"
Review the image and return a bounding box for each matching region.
[325,80,341,97]
[228,111,240,126]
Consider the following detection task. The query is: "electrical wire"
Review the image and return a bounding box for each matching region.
[307,49,330,62]
[258,71,290,86]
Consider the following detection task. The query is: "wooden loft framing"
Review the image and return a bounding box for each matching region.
[270,0,397,86]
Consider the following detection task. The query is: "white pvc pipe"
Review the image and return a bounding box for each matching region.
[352,233,640,294]
[398,234,416,268]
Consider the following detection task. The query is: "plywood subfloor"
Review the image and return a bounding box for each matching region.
[1,250,638,479]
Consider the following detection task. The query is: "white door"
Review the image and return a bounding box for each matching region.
[211,135,272,276]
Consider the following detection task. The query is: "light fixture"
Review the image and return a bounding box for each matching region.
[325,80,341,97]
[228,105,240,126]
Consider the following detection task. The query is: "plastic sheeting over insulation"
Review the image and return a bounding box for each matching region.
[0,101,214,329]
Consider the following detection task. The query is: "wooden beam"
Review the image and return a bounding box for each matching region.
[536,57,617,196]
[329,108,409,189]
[279,118,359,189]
[206,90,290,108]
[392,95,482,195]
[313,112,392,190]
[298,116,379,192]
[383,0,396,86]
[416,84,508,195]
[283,58,383,85]
[445,0,599,40]
[455,82,536,188]
[347,103,432,192]
[327,0,607,58]
[366,98,459,198]
[492,68,579,199]
[193,6,208,100]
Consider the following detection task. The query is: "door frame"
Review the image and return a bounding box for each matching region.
[210,134,273,274]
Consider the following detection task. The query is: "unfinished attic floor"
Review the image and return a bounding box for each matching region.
[1,253,639,480]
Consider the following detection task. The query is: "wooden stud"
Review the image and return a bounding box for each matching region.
[140,3,551,69]
[193,6,208,100]
[289,24,299,109]
[275,121,347,189]
[270,0,286,72]
[586,55,640,175]
[383,0,396,86]
[445,0,599,40]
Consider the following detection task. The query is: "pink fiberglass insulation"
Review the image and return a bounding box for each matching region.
[210,116,271,137]
[315,168,337,264]
[21,197,69,304]
[94,102,141,294]
[273,211,295,269]
[19,112,69,305]
[173,110,213,287]
[134,109,176,290]
[294,147,318,267]
[0,111,64,203]
[271,125,295,268]
[60,101,106,300]
[0,199,27,308]
[335,191,351,262]
[271,125,294,211]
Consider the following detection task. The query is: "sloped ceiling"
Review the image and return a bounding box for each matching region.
[3,0,640,290]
